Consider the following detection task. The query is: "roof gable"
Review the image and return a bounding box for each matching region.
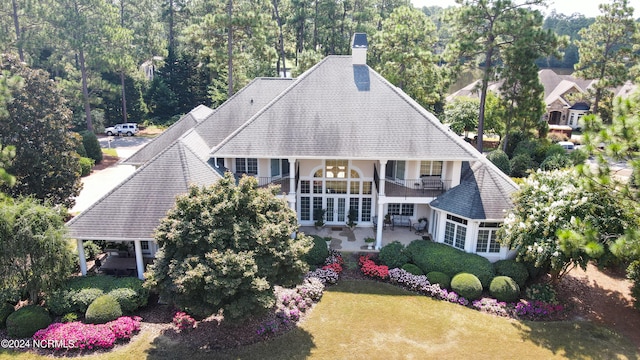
[211,56,478,160]
[67,136,222,240]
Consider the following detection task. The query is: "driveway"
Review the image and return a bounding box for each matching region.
[70,136,153,214]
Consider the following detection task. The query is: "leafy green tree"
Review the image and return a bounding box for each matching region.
[0,55,81,207]
[373,6,445,113]
[486,149,510,175]
[540,11,594,69]
[443,96,478,138]
[146,173,313,320]
[498,169,634,283]
[445,0,560,153]
[0,196,75,304]
[574,0,637,121]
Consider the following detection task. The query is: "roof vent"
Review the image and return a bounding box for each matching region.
[352,33,368,65]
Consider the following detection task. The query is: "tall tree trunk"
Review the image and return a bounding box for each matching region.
[78,48,93,131]
[120,71,128,123]
[273,0,286,77]
[313,0,318,50]
[11,0,24,62]
[168,0,175,49]
[477,46,495,154]
[227,0,233,97]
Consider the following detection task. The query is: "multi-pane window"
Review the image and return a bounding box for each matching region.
[236,158,258,175]
[300,180,310,194]
[476,222,501,253]
[326,159,348,178]
[388,203,414,216]
[444,214,467,250]
[420,161,443,176]
[300,197,310,221]
[361,198,372,222]
[385,160,406,180]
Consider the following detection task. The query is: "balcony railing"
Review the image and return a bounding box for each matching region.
[384,178,450,198]
[256,177,291,193]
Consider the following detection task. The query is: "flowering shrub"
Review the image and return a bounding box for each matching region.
[172,311,196,331]
[525,283,558,304]
[296,277,325,301]
[472,298,510,317]
[322,262,343,274]
[359,255,389,279]
[256,320,279,335]
[305,268,339,284]
[324,250,344,267]
[388,268,431,293]
[514,300,564,320]
[33,316,141,351]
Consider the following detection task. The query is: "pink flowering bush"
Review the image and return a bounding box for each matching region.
[33,316,141,351]
[172,311,196,331]
[359,255,389,279]
[514,300,564,320]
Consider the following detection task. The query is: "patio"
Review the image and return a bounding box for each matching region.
[298,226,429,252]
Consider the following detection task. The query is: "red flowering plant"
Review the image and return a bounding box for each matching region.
[322,262,343,274]
[172,311,197,331]
[359,255,389,280]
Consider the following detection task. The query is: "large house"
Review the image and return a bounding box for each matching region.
[68,34,518,279]
[448,69,637,130]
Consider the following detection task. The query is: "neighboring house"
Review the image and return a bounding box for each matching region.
[448,69,637,130]
[68,34,519,279]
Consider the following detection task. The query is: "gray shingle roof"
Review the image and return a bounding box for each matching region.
[67,135,222,241]
[211,56,479,160]
[430,160,518,220]
[123,105,213,166]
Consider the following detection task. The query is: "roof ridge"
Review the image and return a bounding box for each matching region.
[209,57,333,155]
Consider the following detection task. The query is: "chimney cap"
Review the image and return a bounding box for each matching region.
[352,33,368,49]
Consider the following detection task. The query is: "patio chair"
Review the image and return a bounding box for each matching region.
[412,219,428,234]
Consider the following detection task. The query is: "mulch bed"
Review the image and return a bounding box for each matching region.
[91,155,119,171]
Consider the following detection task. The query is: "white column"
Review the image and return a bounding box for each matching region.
[375,201,384,250]
[379,160,387,196]
[77,239,87,276]
[134,240,145,280]
[288,158,296,210]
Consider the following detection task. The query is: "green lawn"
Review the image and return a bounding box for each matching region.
[2,280,638,360]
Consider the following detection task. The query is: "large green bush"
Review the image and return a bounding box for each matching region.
[426,271,450,289]
[405,240,495,287]
[45,276,148,315]
[80,130,103,164]
[305,235,330,266]
[486,149,511,175]
[510,153,535,178]
[0,302,14,328]
[493,260,529,289]
[379,241,409,269]
[107,288,140,313]
[83,241,102,260]
[489,276,520,302]
[6,305,51,338]
[79,157,95,177]
[451,273,483,300]
[401,263,423,275]
[85,295,122,324]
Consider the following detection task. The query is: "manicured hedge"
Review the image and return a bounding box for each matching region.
[6,305,51,338]
[401,263,423,276]
[451,273,483,301]
[489,276,520,302]
[493,259,529,289]
[85,295,122,324]
[46,276,148,316]
[379,241,409,269]
[405,240,495,287]
[426,271,451,289]
[304,235,330,266]
[0,302,14,328]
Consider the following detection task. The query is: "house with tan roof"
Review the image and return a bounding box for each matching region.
[448,69,637,131]
[68,34,519,279]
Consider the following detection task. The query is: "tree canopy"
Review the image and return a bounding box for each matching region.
[0,196,76,304]
[0,54,82,207]
[146,173,313,320]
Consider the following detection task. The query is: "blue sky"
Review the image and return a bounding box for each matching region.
[411,0,640,18]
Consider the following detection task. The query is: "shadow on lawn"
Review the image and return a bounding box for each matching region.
[512,321,638,359]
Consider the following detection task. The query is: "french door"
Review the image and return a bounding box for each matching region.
[325,197,346,224]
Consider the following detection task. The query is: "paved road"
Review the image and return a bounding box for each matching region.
[70,136,153,214]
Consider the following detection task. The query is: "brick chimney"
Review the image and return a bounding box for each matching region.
[352,33,368,65]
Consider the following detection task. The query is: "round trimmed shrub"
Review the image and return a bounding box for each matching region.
[401,263,423,275]
[0,302,14,328]
[79,157,95,176]
[304,235,330,266]
[489,276,520,302]
[80,130,103,164]
[74,288,105,313]
[379,241,409,269]
[426,271,451,289]
[108,288,139,312]
[6,305,51,338]
[493,259,529,289]
[486,149,511,175]
[85,295,122,324]
[451,273,483,300]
